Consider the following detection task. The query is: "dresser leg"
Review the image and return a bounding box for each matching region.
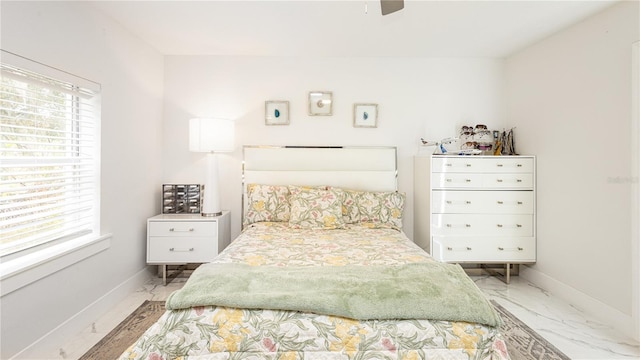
[505,263,511,284]
[480,263,513,284]
[162,264,167,286]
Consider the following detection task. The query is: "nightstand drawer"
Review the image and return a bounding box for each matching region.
[147,237,216,263]
[148,221,217,237]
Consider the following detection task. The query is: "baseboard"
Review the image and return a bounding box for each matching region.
[520,265,637,341]
[11,267,153,359]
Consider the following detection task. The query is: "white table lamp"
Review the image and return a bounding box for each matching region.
[189,118,235,216]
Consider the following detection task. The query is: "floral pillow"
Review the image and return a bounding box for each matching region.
[288,186,345,230]
[340,189,362,224]
[243,184,290,226]
[357,191,405,230]
[333,188,405,230]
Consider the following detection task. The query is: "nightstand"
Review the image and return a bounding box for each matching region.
[147,211,230,285]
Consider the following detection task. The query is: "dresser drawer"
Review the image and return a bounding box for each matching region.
[431,214,534,236]
[489,158,534,173]
[147,237,217,263]
[148,221,217,237]
[432,173,533,189]
[431,236,536,262]
[431,173,484,188]
[432,191,534,214]
[432,157,534,173]
[482,173,534,189]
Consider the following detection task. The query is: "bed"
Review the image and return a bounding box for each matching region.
[119,146,510,360]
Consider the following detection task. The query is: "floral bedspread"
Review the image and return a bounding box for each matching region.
[120,223,510,360]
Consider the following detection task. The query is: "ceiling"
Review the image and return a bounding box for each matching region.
[90,0,618,58]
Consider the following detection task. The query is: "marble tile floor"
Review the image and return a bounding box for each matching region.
[31,274,640,360]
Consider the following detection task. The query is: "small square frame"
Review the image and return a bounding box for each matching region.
[353,103,378,128]
[308,91,333,116]
[265,100,290,125]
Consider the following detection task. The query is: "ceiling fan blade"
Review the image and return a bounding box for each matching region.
[381,0,404,15]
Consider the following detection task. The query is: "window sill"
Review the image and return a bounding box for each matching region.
[0,234,112,296]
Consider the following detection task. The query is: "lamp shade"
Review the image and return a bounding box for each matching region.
[189,118,235,153]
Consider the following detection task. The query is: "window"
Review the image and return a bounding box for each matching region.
[0,50,101,258]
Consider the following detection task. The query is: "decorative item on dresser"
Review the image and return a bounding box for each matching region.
[146,212,230,285]
[430,155,536,283]
[161,184,201,214]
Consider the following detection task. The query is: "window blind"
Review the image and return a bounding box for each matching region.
[0,52,101,257]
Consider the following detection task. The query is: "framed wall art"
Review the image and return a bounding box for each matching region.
[308,91,332,116]
[265,100,290,125]
[353,103,378,128]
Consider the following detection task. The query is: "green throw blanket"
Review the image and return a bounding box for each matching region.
[166,262,501,327]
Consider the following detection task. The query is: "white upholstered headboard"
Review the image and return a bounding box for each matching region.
[242,145,398,220]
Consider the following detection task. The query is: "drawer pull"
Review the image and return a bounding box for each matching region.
[446,200,472,205]
[497,164,503,167]
[169,228,195,232]
[496,224,523,228]
[498,247,524,251]
[446,163,452,167]
[496,179,523,183]
[446,246,472,251]
[465,164,471,167]
[169,247,195,252]
[517,164,523,167]
[445,179,471,183]
[497,200,524,205]
[446,224,471,228]
[445,178,472,183]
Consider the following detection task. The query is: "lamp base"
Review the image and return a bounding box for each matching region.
[201,211,223,217]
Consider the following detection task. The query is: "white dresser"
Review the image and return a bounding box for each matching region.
[147,212,230,284]
[429,155,536,282]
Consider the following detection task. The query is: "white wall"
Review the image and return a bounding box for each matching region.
[162,56,507,242]
[505,1,639,339]
[0,2,164,358]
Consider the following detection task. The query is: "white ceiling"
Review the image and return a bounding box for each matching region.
[90,0,617,58]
